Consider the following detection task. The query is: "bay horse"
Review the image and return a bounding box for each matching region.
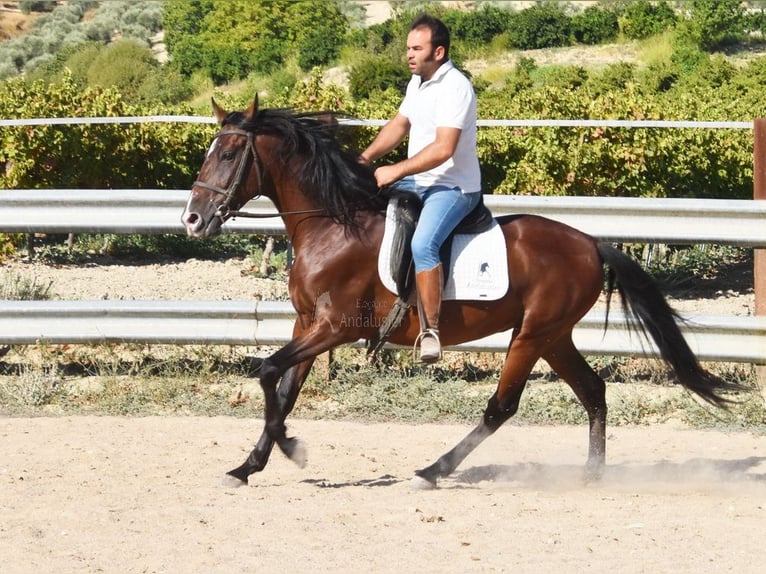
[182,95,743,488]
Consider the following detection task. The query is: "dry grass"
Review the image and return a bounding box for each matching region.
[0,7,35,41]
[1,342,761,431]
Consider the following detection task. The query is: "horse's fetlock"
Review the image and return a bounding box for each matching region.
[265,421,286,440]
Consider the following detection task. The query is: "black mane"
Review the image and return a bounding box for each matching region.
[223,107,388,228]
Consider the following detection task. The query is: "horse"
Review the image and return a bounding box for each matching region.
[181,95,744,488]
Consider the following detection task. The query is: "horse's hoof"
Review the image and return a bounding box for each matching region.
[288,439,308,469]
[584,465,604,484]
[220,473,248,488]
[410,475,437,490]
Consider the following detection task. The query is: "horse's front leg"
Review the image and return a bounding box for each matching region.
[226,320,345,485]
[224,358,314,486]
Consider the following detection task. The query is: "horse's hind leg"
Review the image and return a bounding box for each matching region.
[414,332,540,488]
[412,388,522,489]
[543,335,607,478]
[225,358,315,485]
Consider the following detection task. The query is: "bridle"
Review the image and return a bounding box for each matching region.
[192,127,323,220]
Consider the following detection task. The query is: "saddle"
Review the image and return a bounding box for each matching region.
[367,189,495,360]
[384,189,494,302]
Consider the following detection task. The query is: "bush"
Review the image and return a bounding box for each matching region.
[86,39,158,103]
[1,1,162,81]
[348,56,410,101]
[20,1,56,14]
[619,0,677,40]
[288,0,348,71]
[670,31,708,75]
[137,68,193,105]
[572,5,619,45]
[163,0,348,82]
[639,61,679,93]
[507,3,573,50]
[1,272,52,300]
[448,4,513,47]
[0,73,211,190]
[588,62,637,95]
[534,65,588,91]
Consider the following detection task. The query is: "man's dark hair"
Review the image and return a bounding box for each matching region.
[410,13,450,60]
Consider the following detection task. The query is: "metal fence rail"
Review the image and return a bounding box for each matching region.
[1,190,763,364]
[2,189,766,246]
[0,300,763,364]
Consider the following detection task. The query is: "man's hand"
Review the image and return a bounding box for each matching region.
[373,164,403,188]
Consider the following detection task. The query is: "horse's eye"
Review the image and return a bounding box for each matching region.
[222,150,236,161]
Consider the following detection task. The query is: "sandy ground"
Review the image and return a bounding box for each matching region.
[1,417,766,574]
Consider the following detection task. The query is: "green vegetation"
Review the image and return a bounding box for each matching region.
[162,0,348,81]
[1,1,162,81]
[1,1,763,199]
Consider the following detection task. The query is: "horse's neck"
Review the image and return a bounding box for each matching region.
[288,209,384,257]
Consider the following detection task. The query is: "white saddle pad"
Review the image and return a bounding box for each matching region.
[378,199,509,301]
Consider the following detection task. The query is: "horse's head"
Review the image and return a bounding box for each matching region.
[182,95,263,238]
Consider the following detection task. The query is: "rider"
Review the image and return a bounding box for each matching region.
[358,13,482,363]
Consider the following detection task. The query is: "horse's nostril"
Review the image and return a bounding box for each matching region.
[182,211,205,235]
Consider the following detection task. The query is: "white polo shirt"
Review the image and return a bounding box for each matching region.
[399,60,481,193]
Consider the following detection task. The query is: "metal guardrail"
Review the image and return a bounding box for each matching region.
[1,189,765,246]
[1,190,763,364]
[0,300,763,364]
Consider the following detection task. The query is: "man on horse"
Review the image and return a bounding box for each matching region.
[358,13,482,363]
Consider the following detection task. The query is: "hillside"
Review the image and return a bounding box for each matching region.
[0,3,35,41]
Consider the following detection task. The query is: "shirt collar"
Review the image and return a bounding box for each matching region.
[416,60,454,87]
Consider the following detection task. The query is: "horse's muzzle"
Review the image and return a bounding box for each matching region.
[181,209,221,238]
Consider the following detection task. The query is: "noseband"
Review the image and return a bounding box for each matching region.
[191,128,263,220]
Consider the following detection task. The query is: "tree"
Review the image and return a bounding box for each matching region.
[162,0,213,53]
[448,4,513,47]
[87,40,158,104]
[286,1,348,71]
[684,0,745,51]
[163,0,348,82]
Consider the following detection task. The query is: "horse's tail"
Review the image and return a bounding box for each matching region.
[597,243,746,406]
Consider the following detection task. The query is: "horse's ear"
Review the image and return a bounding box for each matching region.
[244,93,259,121]
[211,98,228,124]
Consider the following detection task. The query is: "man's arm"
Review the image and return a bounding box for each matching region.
[373,126,461,188]
[358,112,411,165]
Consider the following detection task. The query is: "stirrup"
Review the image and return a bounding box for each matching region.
[413,328,441,364]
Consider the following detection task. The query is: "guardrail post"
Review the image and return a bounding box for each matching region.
[753,119,766,392]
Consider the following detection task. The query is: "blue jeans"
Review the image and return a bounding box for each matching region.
[391,177,481,272]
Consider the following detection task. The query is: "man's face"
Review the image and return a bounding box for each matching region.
[406,27,442,80]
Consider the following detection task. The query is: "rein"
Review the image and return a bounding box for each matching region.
[224,207,324,219]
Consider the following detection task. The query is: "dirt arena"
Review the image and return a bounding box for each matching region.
[1,416,765,573]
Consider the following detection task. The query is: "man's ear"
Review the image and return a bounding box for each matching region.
[434,45,446,62]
